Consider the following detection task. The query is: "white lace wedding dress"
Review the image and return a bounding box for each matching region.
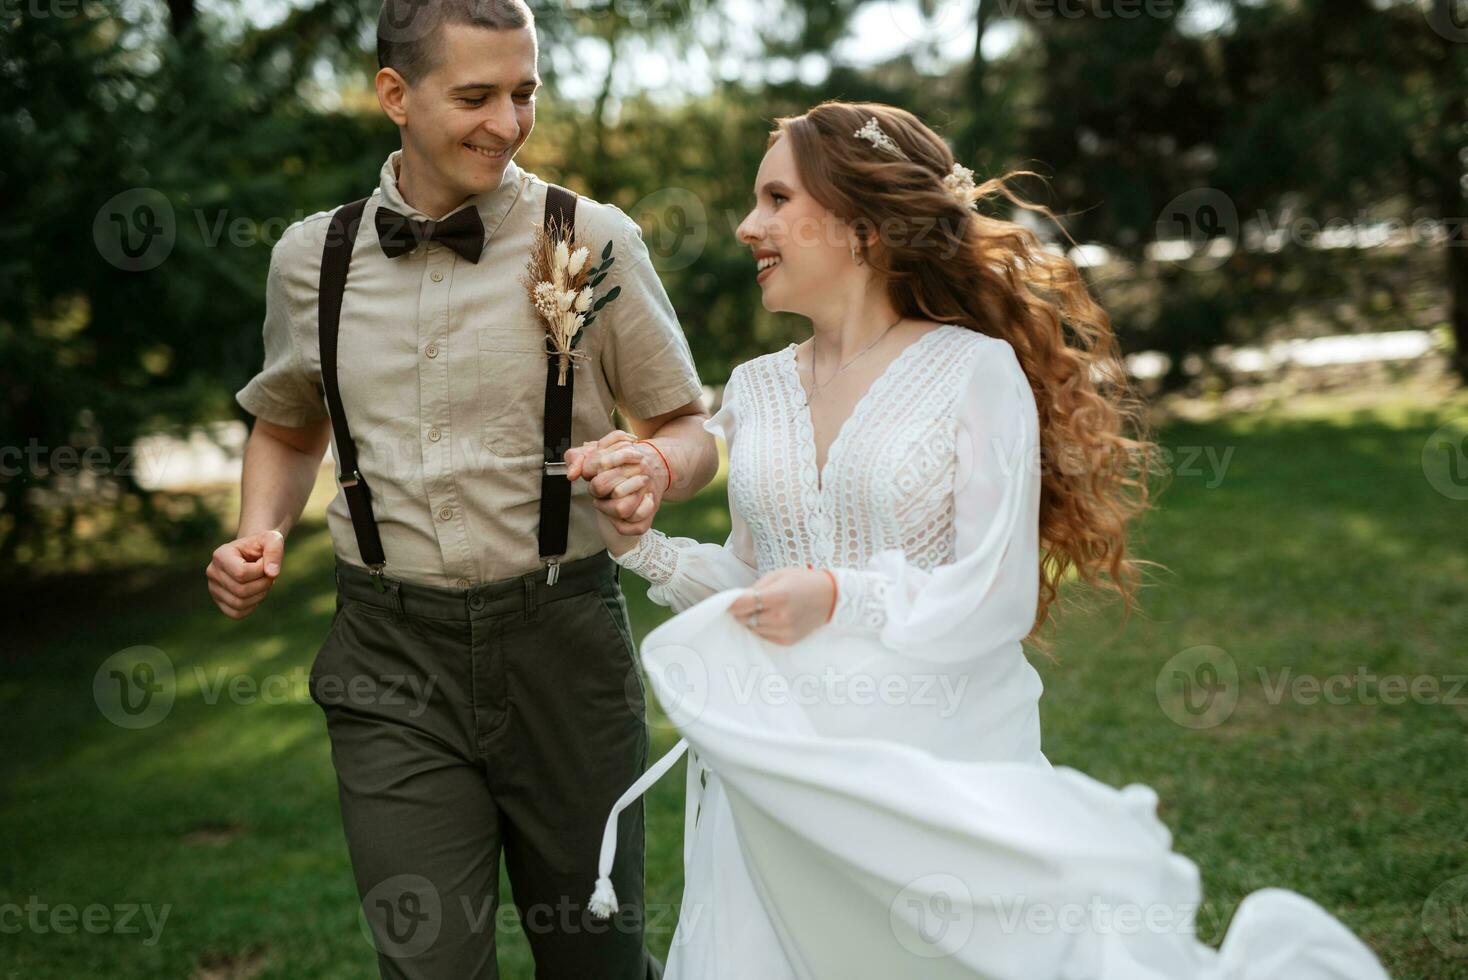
[592,324,1389,979]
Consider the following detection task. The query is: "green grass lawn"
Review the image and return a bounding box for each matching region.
[2,385,1465,979]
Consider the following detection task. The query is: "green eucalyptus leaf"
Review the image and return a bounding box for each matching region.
[592,285,622,311]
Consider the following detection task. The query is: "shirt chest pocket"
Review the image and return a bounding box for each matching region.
[477,327,551,459]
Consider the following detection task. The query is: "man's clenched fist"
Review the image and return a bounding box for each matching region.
[206,528,286,620]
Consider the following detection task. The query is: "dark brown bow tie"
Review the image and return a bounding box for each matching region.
[374,205,485,264]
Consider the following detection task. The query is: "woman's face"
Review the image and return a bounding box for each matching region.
[736,135,856,317]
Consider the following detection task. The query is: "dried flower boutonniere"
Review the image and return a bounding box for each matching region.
[521,216,623,385]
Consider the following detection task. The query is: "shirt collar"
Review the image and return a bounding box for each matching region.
[376,148,525,243]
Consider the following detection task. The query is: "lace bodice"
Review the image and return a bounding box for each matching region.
[737,324,974,575]
[613,325,1041,639]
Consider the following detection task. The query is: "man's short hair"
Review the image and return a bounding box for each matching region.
[377,0,535,86]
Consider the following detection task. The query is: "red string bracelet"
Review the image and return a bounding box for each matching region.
[806,563,838,623]
[634,439,673,493]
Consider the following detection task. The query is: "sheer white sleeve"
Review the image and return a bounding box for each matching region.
[827,339,1042,658]
[611,370,759,612]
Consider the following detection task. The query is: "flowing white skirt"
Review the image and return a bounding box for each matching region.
[628,589,1390,980]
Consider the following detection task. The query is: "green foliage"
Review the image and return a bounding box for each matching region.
[2,0,1462,569]
[0,3,391,565]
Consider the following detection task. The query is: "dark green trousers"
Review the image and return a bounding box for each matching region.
[308,550,663,980]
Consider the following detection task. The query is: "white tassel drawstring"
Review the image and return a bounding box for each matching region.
[588,737,690,919]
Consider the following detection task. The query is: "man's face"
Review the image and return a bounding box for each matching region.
[397,23,539,200]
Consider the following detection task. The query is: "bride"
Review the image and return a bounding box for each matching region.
[569,101,1389,979]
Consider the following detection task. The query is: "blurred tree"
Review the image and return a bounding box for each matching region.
[166,0,195,36]
[0,2,390,567]
[3,0,1458,571]
[533,0,711,200]
[1214,0,1468,381]
[982,0,1464,384]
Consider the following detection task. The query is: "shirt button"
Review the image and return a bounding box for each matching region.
[438,505,453,521]
[428,426,442,442]
[425,343,439,359]
[456,578,471,588]
[431,271,444,283]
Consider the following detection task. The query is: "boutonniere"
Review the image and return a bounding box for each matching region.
[521,217,624,386]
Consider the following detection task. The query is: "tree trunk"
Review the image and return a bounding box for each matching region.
[956,0,998,165]
[1444,189,1468,384]
[1431,0,1467,384]
[590,31,620,201]
[165,0,196,36]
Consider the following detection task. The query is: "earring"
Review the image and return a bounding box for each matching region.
[850,241,864,266]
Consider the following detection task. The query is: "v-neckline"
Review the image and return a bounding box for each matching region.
[784,325,952,493]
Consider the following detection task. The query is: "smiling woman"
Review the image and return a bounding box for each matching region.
[374,0,540,220]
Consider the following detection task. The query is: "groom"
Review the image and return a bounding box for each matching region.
[205,1,718,976]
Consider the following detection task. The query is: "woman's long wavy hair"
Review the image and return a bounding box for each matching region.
[773,101,1164,659]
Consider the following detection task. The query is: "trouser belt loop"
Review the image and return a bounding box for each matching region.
[522,573,538,625]
[387,579,405,622]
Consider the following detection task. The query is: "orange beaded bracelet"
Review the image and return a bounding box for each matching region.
[634,439,673,493]
[806,563,838,623]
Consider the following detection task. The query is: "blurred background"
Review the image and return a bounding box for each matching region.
[2,1,1465,978]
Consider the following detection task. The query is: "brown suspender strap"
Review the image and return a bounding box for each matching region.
[538,183,579,581]
[316,196,389,590]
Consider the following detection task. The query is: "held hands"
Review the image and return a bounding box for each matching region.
[726,565,837,646]
[207,528,286,619]
[565,429,670,553]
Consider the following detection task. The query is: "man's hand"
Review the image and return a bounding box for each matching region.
[726,566,836,646]
[565,429,667,536]
[206,528,286,620]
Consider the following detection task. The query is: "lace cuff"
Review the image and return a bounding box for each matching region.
[610,528,680,586]
[828,568,889,633]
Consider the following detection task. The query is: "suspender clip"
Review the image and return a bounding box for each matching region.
[545,558,561,586]
[337,469,362,488]
[368,562,387,593]
[543,459,568,477]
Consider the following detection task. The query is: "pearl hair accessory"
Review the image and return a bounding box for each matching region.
[852,117,908,160]
[852,118,981,211]
[942,162,981,209]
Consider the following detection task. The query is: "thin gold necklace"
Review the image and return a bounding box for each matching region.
[801,315,905,407]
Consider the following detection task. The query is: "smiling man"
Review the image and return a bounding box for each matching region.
[209,1,717,977]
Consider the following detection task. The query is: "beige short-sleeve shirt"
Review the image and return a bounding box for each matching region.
[236,150,705,587]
